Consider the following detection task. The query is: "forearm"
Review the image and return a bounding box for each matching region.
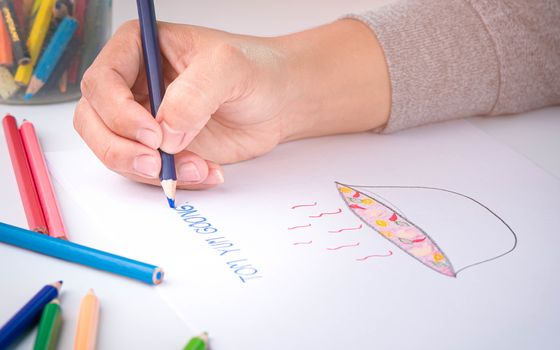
[275,19,391,142]
[346,0,560,132]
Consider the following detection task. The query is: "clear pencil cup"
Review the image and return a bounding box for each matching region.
[0,0,112,104]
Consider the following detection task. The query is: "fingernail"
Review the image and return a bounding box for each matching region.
[203,168,225,185]
[133,155,159,178]
[178,162,201,182]
[161,121,186,152]
[136,128,159,149]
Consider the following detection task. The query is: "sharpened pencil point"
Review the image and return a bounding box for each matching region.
[167,197,175,208]
[23,93,33,100]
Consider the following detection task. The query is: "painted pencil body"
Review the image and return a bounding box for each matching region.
[0,281,62,349]
[183,332,209,350]
[34,299,62,350]
[14,0,55,85]
[136,0,177,207]
[2,115,48,233]
[0,221,165,284]
[74,289,99,350]
[0,15,13,66]
[20,120,68,239]
[0,0,30,65]
[25,16,78,99]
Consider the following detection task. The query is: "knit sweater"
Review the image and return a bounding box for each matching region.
[347,0,560,132]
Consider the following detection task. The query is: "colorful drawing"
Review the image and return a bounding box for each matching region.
[336,182,518,277]
[337,183,455,276]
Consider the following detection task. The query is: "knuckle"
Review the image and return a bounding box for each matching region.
[80,67,98,101]
[119,20,140,35]
[213,42,242,63]
[73,99,87,135]
[100,140,119,169]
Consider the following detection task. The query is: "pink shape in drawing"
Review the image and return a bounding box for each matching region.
[356,251,393,261]
[326,242,360,250]
[309,208,342,218]
[288,224,311,230]
[336,182,456,277]
[291,202,318,209]
[328,224,363,233]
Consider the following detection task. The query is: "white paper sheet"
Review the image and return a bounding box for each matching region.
[46,119,560,349]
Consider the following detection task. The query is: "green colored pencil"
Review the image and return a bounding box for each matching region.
[33,299,62,350]
[183,332,209,350]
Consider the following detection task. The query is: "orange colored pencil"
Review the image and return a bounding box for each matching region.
[2,115,47,233]
[20,120,68,239]
[74,289,99,350]
[0,15,13,66]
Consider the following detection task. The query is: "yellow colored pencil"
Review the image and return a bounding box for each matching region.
[14,0,55,86]
[74,289,99,350]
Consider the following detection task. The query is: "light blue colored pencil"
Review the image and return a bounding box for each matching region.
[0,221,164,285]
[24,16,79,99]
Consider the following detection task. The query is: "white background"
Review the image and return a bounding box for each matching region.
[0,1,559,349]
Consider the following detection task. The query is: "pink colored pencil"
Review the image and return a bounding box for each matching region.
[20,120,68,240]
[2,115,48,234]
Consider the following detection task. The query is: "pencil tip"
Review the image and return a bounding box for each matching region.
[167,197,175,208]
[200,332,209,343]
[88,288,95,294]
[23,93,33,100]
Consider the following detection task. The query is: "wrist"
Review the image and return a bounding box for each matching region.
[274,19,391,141]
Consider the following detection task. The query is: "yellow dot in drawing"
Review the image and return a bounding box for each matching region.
[339,187,351,193]
[433,252,444,263]
[375,220,388,227]
[380,230,393,238]
[361,198,374,205]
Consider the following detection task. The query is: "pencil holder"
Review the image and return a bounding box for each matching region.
[0,0,112,105]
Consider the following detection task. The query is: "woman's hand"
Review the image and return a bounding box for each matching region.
[74,19,390,189]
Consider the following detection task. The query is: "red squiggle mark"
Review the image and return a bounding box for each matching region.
[291,202,317,209]
[349,204,366,210]
[412,237,427,243]
[328,224,363,233]
[356,251,394,261]
[326,242,360,250]
[288,224,311,230]
[309,208,342,218]
[293,241,313,245]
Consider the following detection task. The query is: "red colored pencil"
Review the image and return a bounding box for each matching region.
[0,15,13,66]
[20,120,68,240]
[2,115,48,233]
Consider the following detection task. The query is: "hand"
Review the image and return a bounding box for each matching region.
[74,19,390,190]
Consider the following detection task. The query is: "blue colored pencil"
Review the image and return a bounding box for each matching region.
[0,281,62,349]
[136,0,177,208]
[24,16,78,100]
[0,221,165,285]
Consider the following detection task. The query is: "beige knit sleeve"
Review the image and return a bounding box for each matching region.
[346,0,560,133]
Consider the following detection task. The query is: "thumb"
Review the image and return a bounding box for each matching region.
[156,44,249,154]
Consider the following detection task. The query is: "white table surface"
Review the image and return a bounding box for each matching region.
[1,1,558,349]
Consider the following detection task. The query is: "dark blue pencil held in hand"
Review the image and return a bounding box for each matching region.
[136,0,177,208]
[0,281,62,349]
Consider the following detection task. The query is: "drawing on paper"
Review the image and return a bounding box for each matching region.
[336,182,518,278]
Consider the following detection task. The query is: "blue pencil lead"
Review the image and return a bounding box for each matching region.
[23,93,33,100]
[167,197,175,208]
